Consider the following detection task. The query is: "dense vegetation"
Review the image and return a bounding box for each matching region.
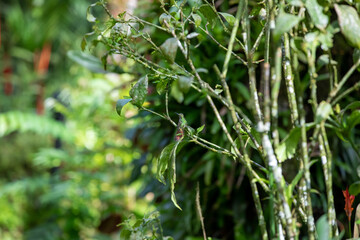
[1,0,360,239]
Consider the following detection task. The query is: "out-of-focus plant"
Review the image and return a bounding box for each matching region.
[0,0,153,239]
[87,0,360,239]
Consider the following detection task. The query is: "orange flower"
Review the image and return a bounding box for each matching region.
[343,187,355,221]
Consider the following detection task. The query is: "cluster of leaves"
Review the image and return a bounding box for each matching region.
[84,0,360,238]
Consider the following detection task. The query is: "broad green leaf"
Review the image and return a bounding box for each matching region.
[349,181,360,196]
[316,214,329,240]
[115,99,131,116]
[219,12,236,26]
[192,13,202,27]
[129,76,148,108]
[198,4,217,28]
[273,10,302,42]
[67,50,107,73]
[335,4,360,49]
[275,127,301,162]
[177,76,193,93]
[160,38,178,63]
[305,0,329,30]
[315,101,333,123]
[171,83,184,103]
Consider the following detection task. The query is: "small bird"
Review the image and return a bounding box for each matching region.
[175,113,186,141]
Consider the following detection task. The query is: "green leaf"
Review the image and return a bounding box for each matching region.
[334,4,360,49]
[353,49,360,72]
[67,50,107,73]
[196,125,205,134]
[160,38,178,63]
[86,2,101,23]
[273,10,302,42]
[286,170,303,207]
[156,141,187,210]
[116,99,131,116]
[349,181,360,196]
[315,101,333,123]
[171,83,184,103]
[316,214,329,240]
[344,110,360,139]
[129,76,148,108]
[275,127,301,162]
[198,4,217,28]
[219,12,235,26]
[177,76,193,93]
[305,0,329,30]
[191,13,202,27]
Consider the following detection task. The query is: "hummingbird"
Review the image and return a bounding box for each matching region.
[175,113,187,141]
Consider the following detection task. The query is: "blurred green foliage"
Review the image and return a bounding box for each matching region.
[0,0,154,239]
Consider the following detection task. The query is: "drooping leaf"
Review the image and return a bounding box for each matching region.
[156,141,187,210]
[129,76,148,108]
[198,4,217,28]
[156,143,176,184]
[335,4,360,49]
[315,101,333,123]
[160,38,178,63]
[116,99,131,116]
[219,12,236,26]
[273,10,302,42]
[305,0,329,30]
[67,50,107,73]
[275,127,301,162]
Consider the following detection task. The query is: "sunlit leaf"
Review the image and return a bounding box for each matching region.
[219,12,236,26]
[129,76,148,108]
